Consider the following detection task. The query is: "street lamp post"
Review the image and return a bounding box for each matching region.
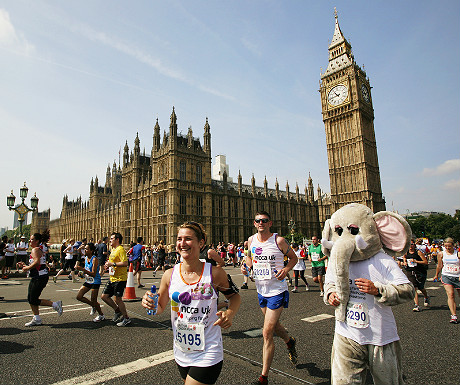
[288,218,295,244]
[6,182,39,242]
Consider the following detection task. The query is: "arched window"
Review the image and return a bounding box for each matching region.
[196,163,202,183]
[180,161,187,181]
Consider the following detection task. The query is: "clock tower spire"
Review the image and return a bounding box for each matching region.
[319,9,385,213]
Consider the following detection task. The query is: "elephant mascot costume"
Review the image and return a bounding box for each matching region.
[322,203,415,385]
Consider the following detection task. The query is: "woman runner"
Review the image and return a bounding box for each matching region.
[142,222,241,385]
[75,243,105,322]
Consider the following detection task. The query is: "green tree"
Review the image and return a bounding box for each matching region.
[2,224,31,243]
[409,214,460,241]
[282,231,306,245]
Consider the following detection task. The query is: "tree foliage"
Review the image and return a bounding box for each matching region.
[1,224,31,242]
[282,231,307,245]
[409,213,460,241]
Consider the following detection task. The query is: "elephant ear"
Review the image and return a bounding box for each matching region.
[373,211,412,257]
[321,219,333,257]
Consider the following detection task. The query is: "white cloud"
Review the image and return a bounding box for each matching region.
[422,159,460,176]
[443,178,460,190]
[0,8,34,54]
[241,37,262,57]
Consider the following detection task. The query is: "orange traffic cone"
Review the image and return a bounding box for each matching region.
[123,262,138,301]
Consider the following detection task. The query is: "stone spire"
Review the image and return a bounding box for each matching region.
[187,126,193,148]
[169,106,177,147]
[238,170,242,194]
[275,178,279,199]
[123,140,129,166]
[264,176,268,197]
[134,132,140,157]
[203,117,211,154]
[307,172,314,202]
[323,7,354,77]
[153,118,160,151]
[251,174,256,196]
[106,164,111,188]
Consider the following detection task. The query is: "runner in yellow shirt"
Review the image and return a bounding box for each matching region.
[101,232,130,326]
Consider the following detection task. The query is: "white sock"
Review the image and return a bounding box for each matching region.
[33,315,41,321]
[52,301,58,308]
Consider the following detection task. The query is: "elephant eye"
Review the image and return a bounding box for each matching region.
[334,225,343,236]
[348,225,359,235]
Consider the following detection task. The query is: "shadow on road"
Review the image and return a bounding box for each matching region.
[0,340,33,354]
[0,327,35,336]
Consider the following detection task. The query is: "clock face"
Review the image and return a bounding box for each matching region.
[327,84,348,106]
[361,84,370,103]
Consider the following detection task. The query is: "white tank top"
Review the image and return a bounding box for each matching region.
[169,262,222,367]
[442,249,460,277]
[293,249,306,271]
[250,233,288,296]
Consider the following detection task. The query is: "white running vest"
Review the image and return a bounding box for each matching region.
[169,262,222,367]
[250,233,288,297]
[442,249,460,277]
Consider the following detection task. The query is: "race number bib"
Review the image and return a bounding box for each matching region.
[407,259,417,268]
[85,274,94,284]
[108,266,115,276]
[252,262,272,280]
[311,252,320,262]
[445,264,460,275]
[174,321,205,352]
[346,302,369,328]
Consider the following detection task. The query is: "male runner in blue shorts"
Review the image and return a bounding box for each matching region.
[242,211,298,385]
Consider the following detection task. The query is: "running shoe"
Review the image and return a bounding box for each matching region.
[25,318,42,327]
[152,271,156,277]
[286,337,298,365]
[424,296,430,307]
[241,283,248,289]
[90,307,96,315]
[305,285,310,291]
[252,375,268,385]
[291,288,298,293]
[412,305,420,312]
[112,312,123,322]
[52,276,57,283]
[54,300,63,316]
[117,317,132,327]
[450,315,459,324]
[93,315,105,323]
[138,284,145,288]
[72,278,80,283]
[320,291,324,297]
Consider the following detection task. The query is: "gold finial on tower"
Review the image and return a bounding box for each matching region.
[334,7,338,19]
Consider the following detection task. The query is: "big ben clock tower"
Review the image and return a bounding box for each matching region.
[320,9,385,213]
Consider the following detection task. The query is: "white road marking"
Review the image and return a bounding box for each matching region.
[302,314,334,322]
[0,280,22,285]
[50,350,175,385]
[1,304,103,321]
[426,286,442,290]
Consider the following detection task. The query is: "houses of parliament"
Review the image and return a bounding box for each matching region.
[32,12,385,245]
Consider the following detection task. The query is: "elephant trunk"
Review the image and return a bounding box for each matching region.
[331,237,356,322]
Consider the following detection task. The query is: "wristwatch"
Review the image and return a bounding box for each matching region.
[113,262,116,267]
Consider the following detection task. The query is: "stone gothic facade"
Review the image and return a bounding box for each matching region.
[44,107,330,245]
[33,12,385,245]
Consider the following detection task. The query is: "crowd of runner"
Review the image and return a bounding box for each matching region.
[0,217,459,385]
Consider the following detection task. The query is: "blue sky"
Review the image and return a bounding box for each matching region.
[1,0,459,230]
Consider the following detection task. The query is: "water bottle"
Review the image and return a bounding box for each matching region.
[147,285,159,315]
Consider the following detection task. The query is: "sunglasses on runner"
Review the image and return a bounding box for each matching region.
[254,218,269,223]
